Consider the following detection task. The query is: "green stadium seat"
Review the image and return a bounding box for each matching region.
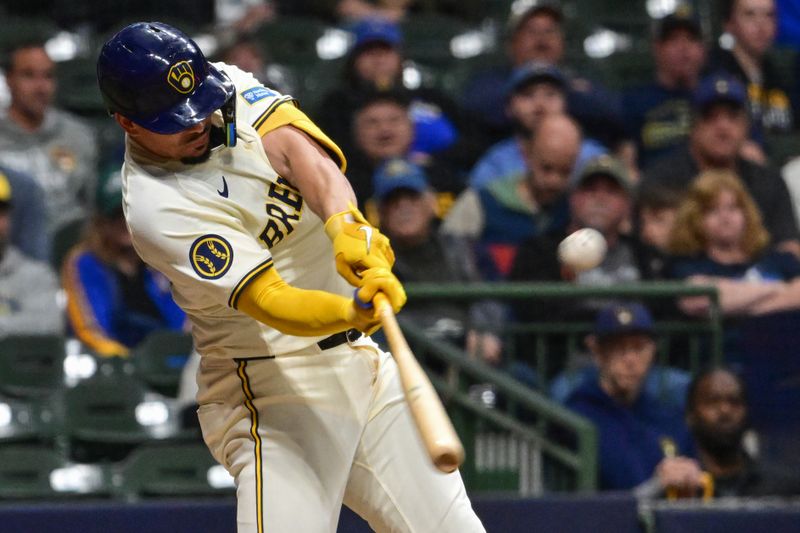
[56,57,107,116]
[117,441,234,498]
[254,17,327,66]
[130,330,194,397]
[63,375,173,461]
[0,445,108,499]
[400,14,469,66]
[0,395,58,443]
[0,335,66,398]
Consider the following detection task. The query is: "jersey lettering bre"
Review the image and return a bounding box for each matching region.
[122,63,350,358]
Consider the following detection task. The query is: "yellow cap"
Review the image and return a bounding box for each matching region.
[0,172,11,205]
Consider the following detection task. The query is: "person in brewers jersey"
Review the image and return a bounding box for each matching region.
[96,22,483,533]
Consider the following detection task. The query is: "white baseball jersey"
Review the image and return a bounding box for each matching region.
[122,63,351,358]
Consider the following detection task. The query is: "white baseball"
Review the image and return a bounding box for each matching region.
[557,228,607,272]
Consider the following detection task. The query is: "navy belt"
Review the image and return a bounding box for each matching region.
[317,328,361,350]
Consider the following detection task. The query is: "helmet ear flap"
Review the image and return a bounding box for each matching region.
[222,92,237,147]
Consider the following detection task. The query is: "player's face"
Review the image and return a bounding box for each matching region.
[6,47,56,122]
[688,371,747,451]
[654,30,705,88]
[727,0,776,57]
[510,13,564,65]
[570,174,630,234]
[122,116,214,163]
[691,104,748,166]
[508,82,566,133]
[353,101,413,161]
[701,189,746,248]
[380,189,435,244]
[595,333,655,404]
[353,43,402,88]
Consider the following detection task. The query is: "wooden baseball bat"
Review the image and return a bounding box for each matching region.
[373,293,465,473]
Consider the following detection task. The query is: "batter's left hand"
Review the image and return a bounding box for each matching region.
[355,267,407,313]
[325,205,395,286]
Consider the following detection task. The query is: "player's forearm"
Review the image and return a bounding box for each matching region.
[236,267,352,336]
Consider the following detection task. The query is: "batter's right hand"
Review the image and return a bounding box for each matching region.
[324,204,395,286]
[355,267,406,313]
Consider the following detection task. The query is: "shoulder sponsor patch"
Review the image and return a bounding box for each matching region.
[190,235,233,279]
[241,86,276,105]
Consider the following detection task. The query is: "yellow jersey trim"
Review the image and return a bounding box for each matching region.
[252,99,347,173]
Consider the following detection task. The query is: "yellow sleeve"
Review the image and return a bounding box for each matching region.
[236,265,353,337]
[252,100,347,173]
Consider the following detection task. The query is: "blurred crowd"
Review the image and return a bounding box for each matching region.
[1,0,800,498]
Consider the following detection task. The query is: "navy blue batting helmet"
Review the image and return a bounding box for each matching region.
[97,22,236,144]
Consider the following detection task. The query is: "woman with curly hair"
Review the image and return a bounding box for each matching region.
[667,169,800,319]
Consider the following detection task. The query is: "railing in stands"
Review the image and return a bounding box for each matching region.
[399,282,722,495]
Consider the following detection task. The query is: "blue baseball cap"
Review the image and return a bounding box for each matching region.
[594,303,655,339]
[373,158,429,202]
[692,73,747,112]
[351,18,402,51]
[506,61,566,98]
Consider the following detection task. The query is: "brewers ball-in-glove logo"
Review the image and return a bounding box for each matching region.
[191,235,233,279]
[168,60,196,94]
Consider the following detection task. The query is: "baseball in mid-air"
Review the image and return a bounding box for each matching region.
[557,228,607,272]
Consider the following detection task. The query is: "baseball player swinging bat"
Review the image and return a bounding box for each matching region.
[373,293,465,473]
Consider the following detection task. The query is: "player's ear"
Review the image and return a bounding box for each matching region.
[115,113,137,134]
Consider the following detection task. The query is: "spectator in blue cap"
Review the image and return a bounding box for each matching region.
[315,17,471,173]
[375,157,505,364]
[469,62,607,190]
[643,73,800,256]
[565,302,694,491]
[460,1,625,156]
[622,6,707,168]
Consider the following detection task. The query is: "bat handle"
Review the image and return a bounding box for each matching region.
[372,292,392,316]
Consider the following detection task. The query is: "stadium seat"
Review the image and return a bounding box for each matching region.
[56,57,106,115]
[254,17,328,66]
[0,335,66,398]
[0,445,108,499]
[63,375,171,461]
[0,395,58,443]
[400,14,469,67]
[117,441,234,498]
[130,330,193,397]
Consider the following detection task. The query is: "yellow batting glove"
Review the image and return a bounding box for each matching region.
[345,300,381,335]
[325,203,395,287]
[354,267,407,314]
